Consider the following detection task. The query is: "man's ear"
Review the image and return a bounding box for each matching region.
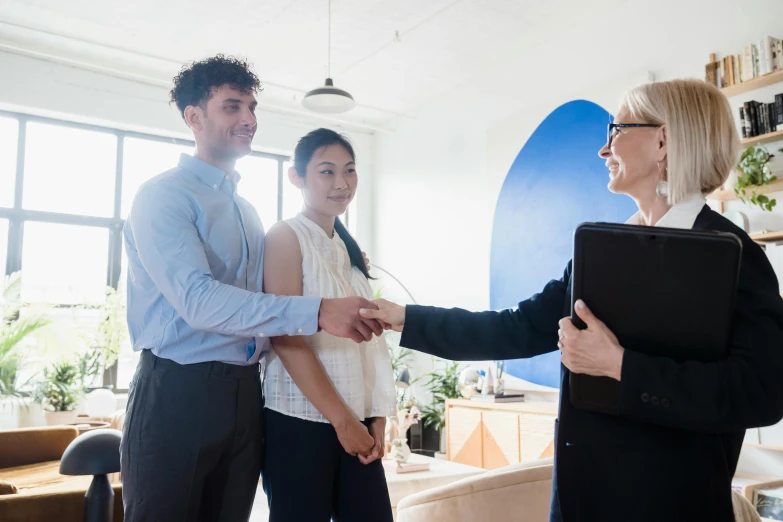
[184,105,203,132]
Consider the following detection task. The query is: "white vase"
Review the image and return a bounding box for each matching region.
[390,437,412,463]
[44,410,77,426]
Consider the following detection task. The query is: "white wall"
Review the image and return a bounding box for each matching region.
[372,1,783,394]
[0,50,377,247]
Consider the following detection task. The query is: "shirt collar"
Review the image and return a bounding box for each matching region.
[625,193,706,229]
[178,154,240,195]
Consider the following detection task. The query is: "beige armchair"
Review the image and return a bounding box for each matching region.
[396,458,553,522]
[396,457,762,522]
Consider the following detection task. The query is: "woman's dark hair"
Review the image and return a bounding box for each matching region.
[293,128,372,280]
[170,54,261,120]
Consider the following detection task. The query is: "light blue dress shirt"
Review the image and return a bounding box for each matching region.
[123,154,321,365]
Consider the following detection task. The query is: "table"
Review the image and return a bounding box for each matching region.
[250,454,485,521]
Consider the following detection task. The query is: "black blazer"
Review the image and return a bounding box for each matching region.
[400,206,783,522]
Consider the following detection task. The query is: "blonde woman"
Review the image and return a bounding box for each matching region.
[363,80,783,522]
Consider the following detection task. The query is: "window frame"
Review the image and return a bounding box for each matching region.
[0,109,294,392]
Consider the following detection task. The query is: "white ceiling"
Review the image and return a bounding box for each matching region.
[0,0,609,130]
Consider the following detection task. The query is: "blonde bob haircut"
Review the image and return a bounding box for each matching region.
[621,79,740,205]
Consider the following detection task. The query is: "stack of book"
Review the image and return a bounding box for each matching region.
[470,393,525,403]
[739,95,783,138]
[381,458,430,474]
[705,37,783,89]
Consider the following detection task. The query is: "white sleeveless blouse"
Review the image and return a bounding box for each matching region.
[263,214,397,422]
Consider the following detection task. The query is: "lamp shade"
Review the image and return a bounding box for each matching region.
[302,78,356,114]
[395,367,411,389]
[60,429,122,476]
[85,388,116,419]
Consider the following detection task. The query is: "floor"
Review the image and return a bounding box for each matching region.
[249,484,270,522]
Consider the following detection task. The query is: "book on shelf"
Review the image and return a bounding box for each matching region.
[776,94,783,126]
[740,107,747,138]
[742,44,755,83]
[470,393,525,403]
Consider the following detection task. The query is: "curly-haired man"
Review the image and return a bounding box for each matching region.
[120,55,382,522]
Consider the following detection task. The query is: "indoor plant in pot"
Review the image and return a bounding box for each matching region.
[0,272,50,403]
[37,360,82,425]
[734,146,783,212]
[420,360,462,456]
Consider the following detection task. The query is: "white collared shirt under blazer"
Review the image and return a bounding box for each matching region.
[263,213,397,422]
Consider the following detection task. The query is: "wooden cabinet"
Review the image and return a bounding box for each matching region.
[445,399,558,469]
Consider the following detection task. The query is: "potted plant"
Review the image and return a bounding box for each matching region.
[80,287,127,389]
[0,272,50,403]
[37,360,82,425]
[734,146,783,212]
[420,360,462,456]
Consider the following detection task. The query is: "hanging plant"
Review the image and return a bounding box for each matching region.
[734,146,781,212]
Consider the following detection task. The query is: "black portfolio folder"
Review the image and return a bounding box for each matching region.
[569,223,742,415]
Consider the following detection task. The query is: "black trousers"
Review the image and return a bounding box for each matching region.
[120,350,263,522]
[262,408,394,522]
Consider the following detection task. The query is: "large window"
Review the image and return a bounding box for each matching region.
[0,110,289,390]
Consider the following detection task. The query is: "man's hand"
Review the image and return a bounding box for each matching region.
[334,415,375,458]
[359,417,386,465]
[319,297,384,343]
[362,251,371,272]
[360,299,405,332]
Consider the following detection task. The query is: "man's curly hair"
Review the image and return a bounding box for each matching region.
[170,54,261,119]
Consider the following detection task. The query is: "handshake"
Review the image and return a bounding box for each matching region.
[318,297,406,344]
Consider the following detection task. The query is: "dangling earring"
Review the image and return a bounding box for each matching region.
[656,162,668,198]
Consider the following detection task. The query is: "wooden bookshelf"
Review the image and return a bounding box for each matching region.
[742,129,783,147]
[750,231,783,243]
[721,69,783,97]
[706,178,783,202]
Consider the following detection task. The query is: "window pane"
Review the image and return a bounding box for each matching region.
[121,137,193,219]
[236,155,279,230]
[0,117,18,208]
[24,123,116,217]
[14,307,104,391]
[117,241,138,389]
[21,222,109,305]
[0,218,7,276]
[282,161,303,220]
[116,335,138,391]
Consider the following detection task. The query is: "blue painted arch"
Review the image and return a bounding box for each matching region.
[489,100,637,388]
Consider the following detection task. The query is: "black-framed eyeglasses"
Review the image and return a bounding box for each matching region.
[607,123,662,147]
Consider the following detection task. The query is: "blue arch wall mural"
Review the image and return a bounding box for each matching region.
[490,100,637,388]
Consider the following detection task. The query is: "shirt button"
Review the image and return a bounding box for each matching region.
[213,184,218,189]
[651,396,660,406]
[641,393,650,403]
[257,333,265,338]
[297,328,303,334]
[661,398,670,408]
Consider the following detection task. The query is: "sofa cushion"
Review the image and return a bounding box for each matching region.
[0,481,17,495]
[0,461,93,495]
[0,426,79,469]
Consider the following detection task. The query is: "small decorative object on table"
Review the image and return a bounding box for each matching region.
[495,361,506,396]
[480,367,494,395]
[384,406,430,473]
[458,367,482,398]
